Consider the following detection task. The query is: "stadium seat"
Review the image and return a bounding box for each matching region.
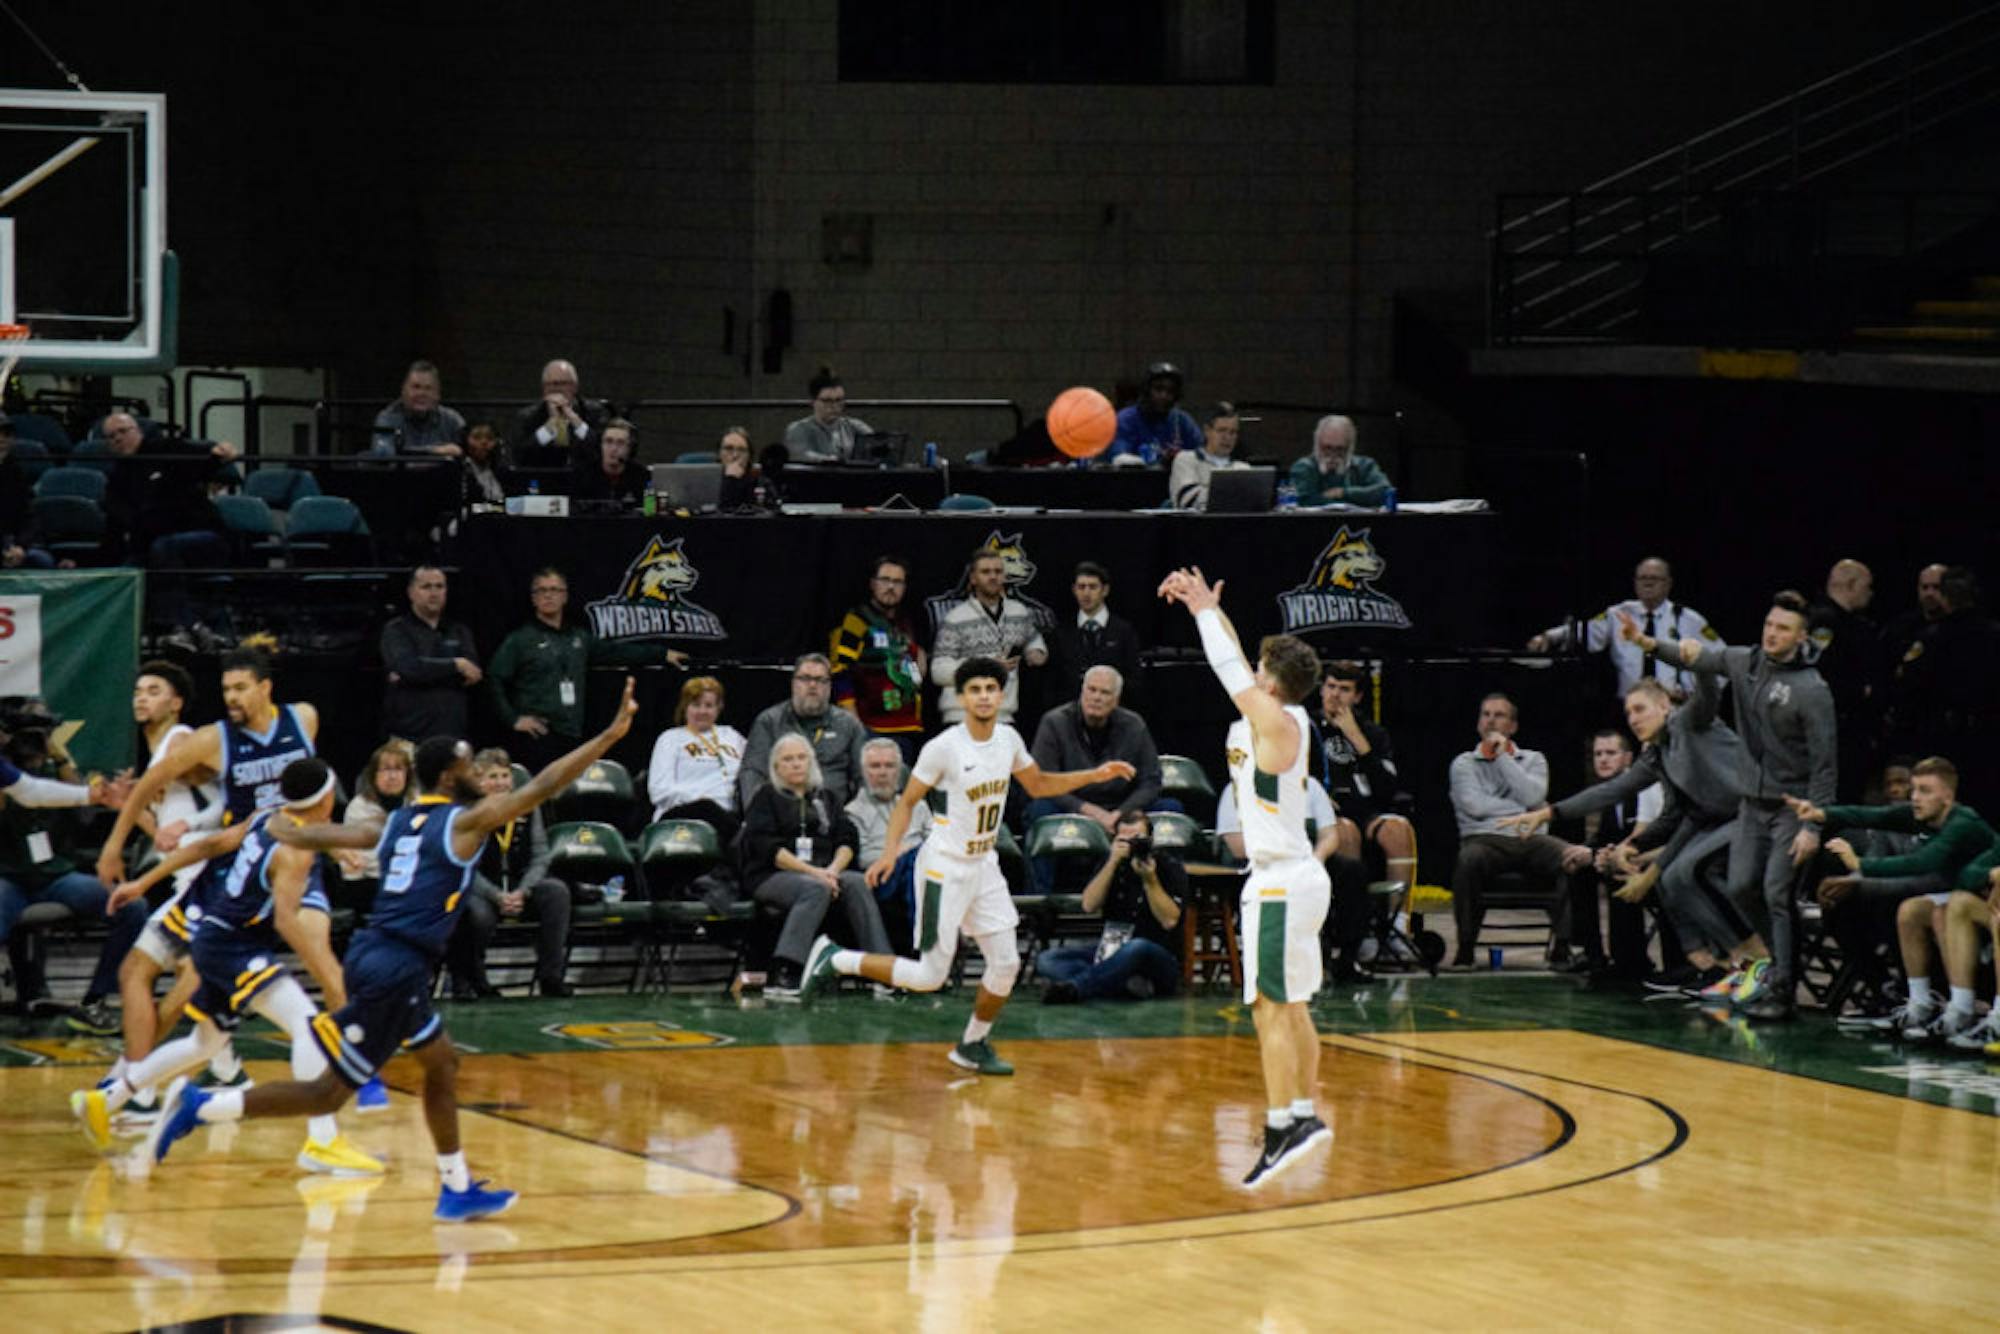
[243,465,322,514]
[34,465,107,502]
[7,411,72,455]
[1148,810,1206,859]
[30,494,106,563]
[284,495,371,565]
[545,821,640,898]
[1025,813,1111,869]
[553,758,640,836]
[937,493,994,511]
[213,494,286,564]
[638,818,723,901]
[1157,755,1217,823]
[68,438,114,474]
[7,438,50,481]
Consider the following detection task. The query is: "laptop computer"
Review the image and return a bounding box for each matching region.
[649,462,722,513]
[848,431,910,466]
[1207,465,1277,513]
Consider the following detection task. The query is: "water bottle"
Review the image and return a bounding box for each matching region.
[1276,479,1298,511]
[1382,486,1398,513]
[642,475,658,516]
[528,477,540,496]
[605,875,626,904]
[923,441,939,468]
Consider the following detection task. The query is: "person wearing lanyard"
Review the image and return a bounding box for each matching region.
[486,567,690,770]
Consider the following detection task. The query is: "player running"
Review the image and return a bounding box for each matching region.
[798,656,1133,1076]
[1159,566,1331,1188]
[146,680,639,1222]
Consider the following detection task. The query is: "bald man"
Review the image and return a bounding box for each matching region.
[1528,557,1721,700]
[1808,559,1879,800]
[512,358,611,468]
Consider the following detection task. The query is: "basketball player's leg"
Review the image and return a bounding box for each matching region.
[409,1024,462,1155]
[405,1017,515,1218]
[812,854,968,996]
[116,940,167,1063]
[1241,863,1332,1187]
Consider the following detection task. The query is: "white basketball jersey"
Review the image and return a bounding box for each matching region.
[147,723,219,898]
[912,722,1031,861]
[1226,707,1314,864]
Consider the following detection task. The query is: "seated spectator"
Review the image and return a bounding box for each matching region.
[740,653,871,809]
[712,426,765,510]
[1046,561,1145,713]
[334,739,414,915]
[1551,729,1665,977]
[459,420,517,507]
[379,565,481,744]
[1168,401,1249,510]
[369,360,465,457]
[1106,361,1203,465]
[1527,557,1720,701]
[100,411,238,567]
[1218,775,1374,982]
[845,737,932,952]
[1311,661,1416,958]
[0,414,54,569]
[1447,692,1571,967]
[1025,666,1168,891]
[1289,414,1391,508]
[742,734,892,999]
[932,548,1047,725]
[447,748,576,999]
[572,417,647,507]
[1793,757,2000,1042]
[784,367,874,463]
[513,358,609,468]
[486,566,688,769]
[829,554,928,762]
[0,717,142,1032]
[1037,809,1185,1002]
[646,675,746,844]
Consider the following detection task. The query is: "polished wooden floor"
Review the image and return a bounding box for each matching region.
[5,1016,1999,1331]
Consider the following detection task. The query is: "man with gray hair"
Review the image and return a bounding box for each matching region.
[1288,414,1391,508]
[512,358,610,468]
[846,736,933,954]
[739,652,872,808]
[1528,556,1721,700]
[1025,665,1170,893]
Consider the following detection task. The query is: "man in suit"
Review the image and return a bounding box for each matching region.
[1046,562,1144,713]
[512,359,610,469]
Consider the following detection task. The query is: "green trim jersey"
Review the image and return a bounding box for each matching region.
[1226,708,1314,865]
[911,722,1032,862]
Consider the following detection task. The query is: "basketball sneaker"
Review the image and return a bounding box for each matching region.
[298,1136,385,1177]
[1731,958,1771,1005]
[435,1179,517,1222]
[1697,968,1747,1002]
[1906,1006,1976,1044]
[1243,1116,1331,1189]
[1857,1000,1932,1033]
[112,1082,160,1133]
[69,1087,111,1152]
[1945,1012,2000,1053]
[947,1039,1014,1076]
[196,1045,252,1092]
[145,1076,210,1166]
[355,1076,389,1112]
[799,934,842,1004]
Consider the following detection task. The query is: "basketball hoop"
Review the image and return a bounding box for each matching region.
[0,323,28,404]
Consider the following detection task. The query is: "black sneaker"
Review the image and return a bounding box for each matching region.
[1243,1123,1292,1188]
[65,998,119,1036]
[1242,1116,1331,1190]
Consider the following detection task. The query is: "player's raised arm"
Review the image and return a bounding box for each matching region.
[265,814,384,852]
[1158,566,1289,736]
[460,676,640,848]
[105,820,253,914]
[95,725,223,885]
[864,774,933,888]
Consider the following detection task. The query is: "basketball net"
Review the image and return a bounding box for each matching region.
[0,323,27,406]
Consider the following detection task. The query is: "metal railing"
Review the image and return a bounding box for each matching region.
[1491,4,2000,343]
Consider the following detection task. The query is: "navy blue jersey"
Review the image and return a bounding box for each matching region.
[365,796,483,958]
[198,810,283,938]
[218,704,315,826]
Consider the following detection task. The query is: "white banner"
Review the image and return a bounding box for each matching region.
[0,593,42,696]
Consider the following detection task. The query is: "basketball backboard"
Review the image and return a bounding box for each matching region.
[0,88,169,368]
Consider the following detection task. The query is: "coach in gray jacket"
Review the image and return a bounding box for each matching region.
[1626,590,1836,1020]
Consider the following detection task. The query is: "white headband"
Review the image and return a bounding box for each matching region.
[284,770,336,811]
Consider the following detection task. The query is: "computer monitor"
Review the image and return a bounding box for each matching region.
[1207,466,1277,514]
[648,463,722,513]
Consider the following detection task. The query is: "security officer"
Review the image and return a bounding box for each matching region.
[1528,556,1721,700]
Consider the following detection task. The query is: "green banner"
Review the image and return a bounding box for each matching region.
[0,570,141,774]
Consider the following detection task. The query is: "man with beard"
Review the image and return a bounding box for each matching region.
[829,555,928,763]
[739,653,872,808]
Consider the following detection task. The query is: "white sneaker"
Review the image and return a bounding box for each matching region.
[1908,1006,1974,1044]
[1945,1011,2000,1052]
[1867,1001,1933,1034]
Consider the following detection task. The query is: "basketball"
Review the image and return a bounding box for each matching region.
[1047,386,1117,459]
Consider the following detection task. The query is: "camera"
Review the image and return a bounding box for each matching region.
[1125,835,1153,860]
[0,697,59,767]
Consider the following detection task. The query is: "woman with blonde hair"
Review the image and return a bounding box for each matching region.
[646,675,746,843]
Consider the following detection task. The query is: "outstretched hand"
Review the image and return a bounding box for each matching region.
[1615,609,1641,643]
[605,677,639,742]
[1096,760,1137,784]
[1156,566,1222,613]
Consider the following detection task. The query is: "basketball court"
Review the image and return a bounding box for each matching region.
[6,976,1996,1330]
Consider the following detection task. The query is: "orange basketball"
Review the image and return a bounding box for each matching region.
[1046,386,1117,459]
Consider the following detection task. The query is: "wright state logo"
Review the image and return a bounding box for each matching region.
[923,529,1057,637]
[1277,527,1411,633]
[585,536,728,642]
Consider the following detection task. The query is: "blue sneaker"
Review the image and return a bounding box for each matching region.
[435,1179,517,1222]
[355,1076,389,1112]
[144,1076,210,1166]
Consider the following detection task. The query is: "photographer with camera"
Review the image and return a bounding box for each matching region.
[1035,809,1185,1004]
[0,698,141,1031]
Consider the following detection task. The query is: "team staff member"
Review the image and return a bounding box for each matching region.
[1529,557,1721,700]
[486,567,688,770]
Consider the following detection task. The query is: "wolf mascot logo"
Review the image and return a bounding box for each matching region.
[924,530,1058,637]
[1276,527,1411,633]
[586,535,728,641]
